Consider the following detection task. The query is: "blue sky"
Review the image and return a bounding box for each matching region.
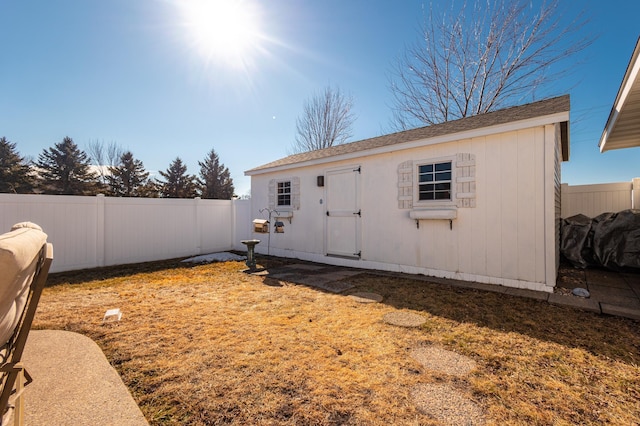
[1,1,638,197]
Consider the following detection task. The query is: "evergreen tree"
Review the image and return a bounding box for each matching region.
[36,136,100,195]
[107,151,150,197]
[0,137,35,193]
[137,180,161,198]
[157,157,198,198]
[198,149,235,199]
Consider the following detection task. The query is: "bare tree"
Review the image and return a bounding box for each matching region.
[86,139,123,185]
[389,0,593,129]
[291,86,356,153]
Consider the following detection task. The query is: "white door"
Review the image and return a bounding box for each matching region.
[325,166,361,258]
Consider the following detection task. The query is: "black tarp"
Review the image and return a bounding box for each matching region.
[561,210,640,270]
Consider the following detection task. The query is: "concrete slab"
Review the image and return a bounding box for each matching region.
[623,275,640,295]
[315,271,359,281]
[586,285,640,308]
[629,283,640,299]
[621,270,640,281]
[268,272,307,282]
[586,269,630,288]
[21,330,148,426]
[547,293,601,314]
[600,303,640,321]
[297,275,355,293]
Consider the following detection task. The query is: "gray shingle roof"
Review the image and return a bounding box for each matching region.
[246,95,569,174]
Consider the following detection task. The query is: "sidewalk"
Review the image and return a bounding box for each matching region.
[18,330,148,426]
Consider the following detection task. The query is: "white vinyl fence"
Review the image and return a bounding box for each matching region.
[0,194,252,273]
[561,178,640,218]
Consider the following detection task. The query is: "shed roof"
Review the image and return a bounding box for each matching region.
[246,95,570,175]
[599,37,640,152]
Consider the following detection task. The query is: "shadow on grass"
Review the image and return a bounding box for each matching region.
[47,258,195,287]
[46,253,293,287]
[345,272,640,365]
[47,254,640,366]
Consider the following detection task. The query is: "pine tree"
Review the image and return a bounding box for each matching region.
[157,157,198,198]
[198,149,235,199]
[36,136,100,195]
[107,151,150,197]
[137,180,161,198]
[0,137,35,193]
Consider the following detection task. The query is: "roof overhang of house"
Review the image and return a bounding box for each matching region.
[599,37,640,153]
[246,95,570,176]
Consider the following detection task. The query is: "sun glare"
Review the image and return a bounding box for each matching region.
[179,0,263,69]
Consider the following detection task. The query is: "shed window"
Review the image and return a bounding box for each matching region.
[417,161,452,201]
[277,181,291,206]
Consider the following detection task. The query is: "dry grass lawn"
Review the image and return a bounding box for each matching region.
[34,256,640,425]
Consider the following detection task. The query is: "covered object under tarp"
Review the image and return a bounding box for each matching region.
[561,209,640,270]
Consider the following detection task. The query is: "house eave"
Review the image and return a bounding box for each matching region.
[599,37,640,153]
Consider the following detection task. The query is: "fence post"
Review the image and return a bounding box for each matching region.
[194,197,202,255]
[96,194,105,267]
[633,178,640,210]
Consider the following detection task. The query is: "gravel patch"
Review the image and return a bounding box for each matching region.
[382,311,426,327]
[410,346,476,377]
[411,383,484,425]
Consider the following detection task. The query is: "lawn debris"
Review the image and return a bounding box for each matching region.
[102,308,122,323]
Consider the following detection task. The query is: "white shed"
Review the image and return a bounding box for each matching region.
[245,95,570,292]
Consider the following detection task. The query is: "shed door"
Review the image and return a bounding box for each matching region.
[325,166,361,258]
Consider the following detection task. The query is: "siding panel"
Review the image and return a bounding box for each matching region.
[517,129,537,282]
[500,132,519,280]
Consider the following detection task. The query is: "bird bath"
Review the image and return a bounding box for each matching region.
[241,239,261,270]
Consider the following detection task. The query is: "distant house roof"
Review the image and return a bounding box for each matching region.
[599,37,640,152]
[246,95,570,175]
